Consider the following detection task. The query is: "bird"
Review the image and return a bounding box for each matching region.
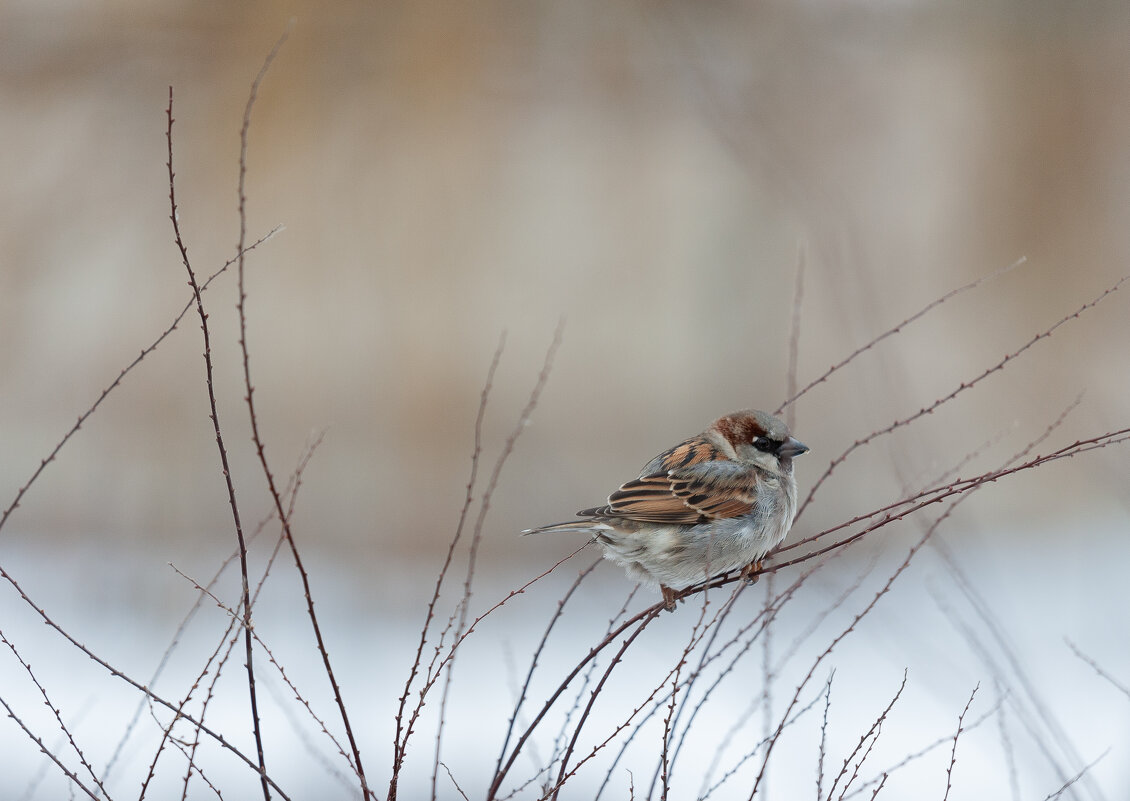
[523,409,809,610]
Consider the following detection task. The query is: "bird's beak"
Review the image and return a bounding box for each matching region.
[777,437,809,459]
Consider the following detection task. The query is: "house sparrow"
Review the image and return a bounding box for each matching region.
[523,409,808,610]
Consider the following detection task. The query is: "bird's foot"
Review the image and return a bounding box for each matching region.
[741,560,764,585]
[660,585,679,612]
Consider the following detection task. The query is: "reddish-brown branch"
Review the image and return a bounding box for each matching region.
[772,426,1130,575]
[0,691,100,801]
[841,695,1003,801]
[547,608,667,799]
[140,608,241,801]
[796,270,1125,520]
[825,669,906,801]
[656,582,714,799]
[166,88,270,800]
[747,493,960,800]
[494,559,601,782]
[0,629,109,798]
[816,670,834,801]
[549,586,742,799]
[227,29,371,801]
[697,687,829,800]
[0,226,278,545]
[430,321,564,797]
[392,333,505,799]
[0,554,291,798]
[488,599,663,800]
[775,257,1025,416]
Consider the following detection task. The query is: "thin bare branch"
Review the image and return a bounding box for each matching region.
[1042,749,1111,801]
[166,86,269,800]
[0,226,278,545]
[1065,640,1130,701]
[0,692,100,801]
[0,630,111,799]
[825,670,906,801]
[495,559,601,783]
[817,671,834,801]
[776,257,1025,416]
[431,321,565,796]
[697,687,827,800]
[841,694,1003,800]
[942,685,979,801]
[796,271,1126,520]
[392,332,506,800]
[439,763,471,801]
[230,27,370,801]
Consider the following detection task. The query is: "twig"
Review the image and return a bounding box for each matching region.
[167,86,269,800]
[0,692,100,801]
[1065,640,1130,701]
[176,434,326,800]
[776,257,1025,416]
[166,563,360,773]
[649,583,756,794]
[549,584,642,788]
[431,322,565,796]
[816,671,834,800]
[825,670,906,801]
[697,687,827,800]
[230,26,371,801]
[439,763,471,801]
[1042,749,1111,801]
[0,226,279,545]
[112,442,315,790]
[840,694,1002,800]
[942,685,978,801]
[495,559,601,784]
[391,333,505,800]
[659,665,678,801]
[0,630,111,799]
[747,484,972,801]
[655,580,713,799]
[769,426,1130,574]
[546,608,683,799]
[796,270,1127,520]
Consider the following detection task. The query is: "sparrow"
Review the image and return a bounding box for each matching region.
[523,409,808,610]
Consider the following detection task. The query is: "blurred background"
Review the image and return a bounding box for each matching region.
[0,1,1128,799]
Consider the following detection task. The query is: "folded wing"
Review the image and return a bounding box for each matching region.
[577,436,761,524]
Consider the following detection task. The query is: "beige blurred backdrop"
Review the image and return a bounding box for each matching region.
[2,1,1130,797]
[2,2,1128,562]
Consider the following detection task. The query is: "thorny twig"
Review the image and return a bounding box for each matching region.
[433,321,565,797]
[942,685,979,801]
[167,87,270,801]
[825,670,906,801]
[775,257,1025,416]
[795,270,1127,520]
[392,333,506,799]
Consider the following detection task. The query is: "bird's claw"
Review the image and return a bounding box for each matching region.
[741,560,764,585]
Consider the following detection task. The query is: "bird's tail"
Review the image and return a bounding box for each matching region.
[521,519,609,536]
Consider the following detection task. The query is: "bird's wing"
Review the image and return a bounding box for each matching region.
[577,436,761,524]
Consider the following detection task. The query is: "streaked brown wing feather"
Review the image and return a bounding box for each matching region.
[577,435,759,524]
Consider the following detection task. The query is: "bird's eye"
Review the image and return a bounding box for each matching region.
[753,437,776,452]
